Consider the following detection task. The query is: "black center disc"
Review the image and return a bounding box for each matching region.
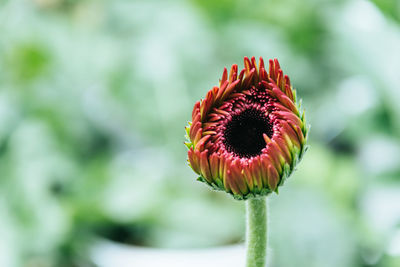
[223,109,273,158]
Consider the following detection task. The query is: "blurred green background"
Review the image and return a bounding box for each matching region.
[1,0,400,266]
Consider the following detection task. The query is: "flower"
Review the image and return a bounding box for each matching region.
[185,57,308,200]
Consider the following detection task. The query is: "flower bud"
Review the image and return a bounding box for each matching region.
[185,57,309,200]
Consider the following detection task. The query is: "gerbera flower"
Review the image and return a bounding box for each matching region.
[185,57,308,200]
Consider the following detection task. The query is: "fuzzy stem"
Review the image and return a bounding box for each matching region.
[246,197,268,267]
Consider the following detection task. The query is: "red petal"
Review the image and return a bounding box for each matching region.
[272,86,298,115]
[208,114,222,122]
[268,59,275,81]
[192,101,200,119]
[258,57,265,71]
[209,153,220,180]
[188,149,201,174]
[229,64,238,83]
[279,121,301,149]
[260,154,273,186]
[215,80,229,102]
[189,120,201,141]
[273,136,292,163]
[263,133,272,144]
[272,102,292,113]
[251,57,258,71]
[195,135,211,151]
[200,150,212,183]
[259,67,268,82]
[221,80,240,101]
[274,110,303,131]
[238,69,245,85]
[249,157,263,189]
[213,108,230,117]
[225,170,240,195]
[242,163,254,191]
[244,57,252,75]
[219,154,226,179]
[267,164,279,191]
[242,68,255,89]
[202,122,217,130]
[200,94,214,120]
[231,159,248,195]
[265,142,284,174]
[222,156,233,192]
[193,128,203,147]
[277,69,284,91]
[220,67,228,87]
[284,84,294,101]
[274,58,281,75]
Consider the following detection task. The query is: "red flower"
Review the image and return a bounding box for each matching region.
[185,57,308,199]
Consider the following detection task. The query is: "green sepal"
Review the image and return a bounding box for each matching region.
[184,141,193,150]
[276,163,291,191]
[197,176,224,192]
[196,175,274,201]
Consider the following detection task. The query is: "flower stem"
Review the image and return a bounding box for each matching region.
[246,196,268,267]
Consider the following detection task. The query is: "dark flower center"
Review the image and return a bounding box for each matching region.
[223,109,273,158]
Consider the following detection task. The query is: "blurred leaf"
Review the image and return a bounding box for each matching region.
[7,42,51,84]
[370,0,400,23]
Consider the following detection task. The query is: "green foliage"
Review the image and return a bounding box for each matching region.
[0,0,399,266]
[7,42,51,83]
[371,0,400,22]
